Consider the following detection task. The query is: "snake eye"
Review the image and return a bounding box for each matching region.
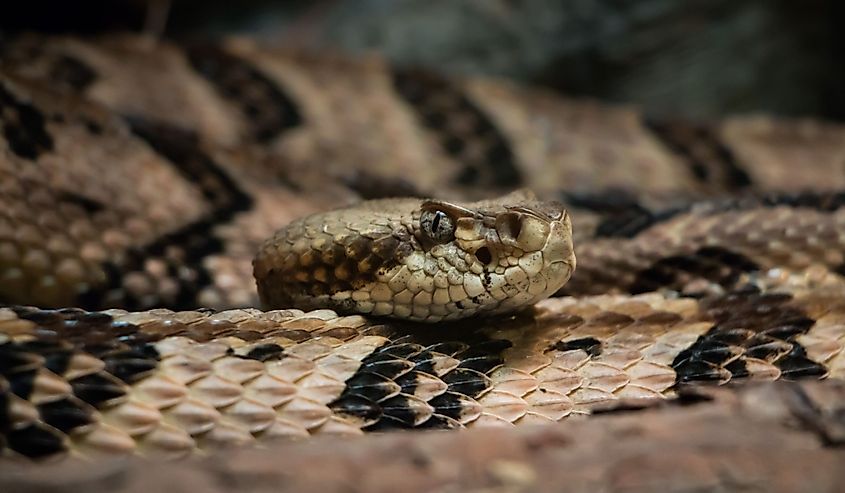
[420,209,455,244]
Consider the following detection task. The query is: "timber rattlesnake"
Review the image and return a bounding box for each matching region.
[0,34,844,461]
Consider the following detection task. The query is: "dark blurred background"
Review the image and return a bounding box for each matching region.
[3,0,843,121]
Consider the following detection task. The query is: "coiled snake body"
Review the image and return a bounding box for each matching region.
[1,34,845,463]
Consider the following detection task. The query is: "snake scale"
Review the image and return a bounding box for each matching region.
[1,34,845,463]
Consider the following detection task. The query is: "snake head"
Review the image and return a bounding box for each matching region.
[255,190,575,322]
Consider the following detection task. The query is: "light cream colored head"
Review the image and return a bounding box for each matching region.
[254,190,575,322]
[407,190,575,320]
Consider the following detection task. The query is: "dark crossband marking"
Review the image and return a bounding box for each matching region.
[593,207,681,239]
[0,40,98,93]
[126,119,249,211]
[48,54,98,92]
[561,190,683,239]
[78,119,252,311]
[241,343,286,362]
[341,171,425,201]
[570,190,845,240]
[187,45,303,143]
[759,191,845,211]
[37,397,95,433]
[645,118,751,190]
[630,247,760,295]
[392,70,522,189]
[329,326,508,431]
[551,337,603,357]
[55,191,105,214]
[672,285,827,383]
[0,83,54,160]
[0,307,158,459]
[8,307,161,382]
[5,424,66,460]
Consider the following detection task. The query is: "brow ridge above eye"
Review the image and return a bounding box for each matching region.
[421,200,479,219]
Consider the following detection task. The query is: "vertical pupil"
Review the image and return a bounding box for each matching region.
[432,211,443,232]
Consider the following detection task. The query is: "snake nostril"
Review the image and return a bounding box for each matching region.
[475,247,492,265]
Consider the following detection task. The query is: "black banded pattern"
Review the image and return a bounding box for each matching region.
[645,118,751,191]
[673,285,827,384]
[392,70,522,189]
[2,276,843,462]
[188,45,303,143]
[77,119,254,311]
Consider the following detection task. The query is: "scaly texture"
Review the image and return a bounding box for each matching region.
[2,35,845,311]
[2,274,845,461]
[254,193,575,321]
[1,34,845,464]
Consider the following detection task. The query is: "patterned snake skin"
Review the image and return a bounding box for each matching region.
[254,193,575,322]
[1,34,845,462]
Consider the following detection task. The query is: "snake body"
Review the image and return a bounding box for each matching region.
[1,34,845,462]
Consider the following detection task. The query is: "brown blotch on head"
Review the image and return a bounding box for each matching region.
[395,242,415,262]
[334,261,356,282]
[358,254,385,276]
[309,283,329,297]
[293,270,310,283]
[299,249,319,268]
[372,235,400,260]
[257,211,413,309]
[329,281,353,294]
[312,266,330,284]
[346,236,372,261]
[280,253,298,272]
[350,274,375,290]
[322,243,346,266]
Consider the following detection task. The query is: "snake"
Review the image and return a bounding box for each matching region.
[1,34,845,463]
[254,191,575,322]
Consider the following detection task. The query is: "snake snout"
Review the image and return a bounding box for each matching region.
[539,210,576,294]
[545,211,575,265]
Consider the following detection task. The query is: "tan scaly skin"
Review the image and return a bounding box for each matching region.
[1,34,845,464]
[254,191,575,322]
